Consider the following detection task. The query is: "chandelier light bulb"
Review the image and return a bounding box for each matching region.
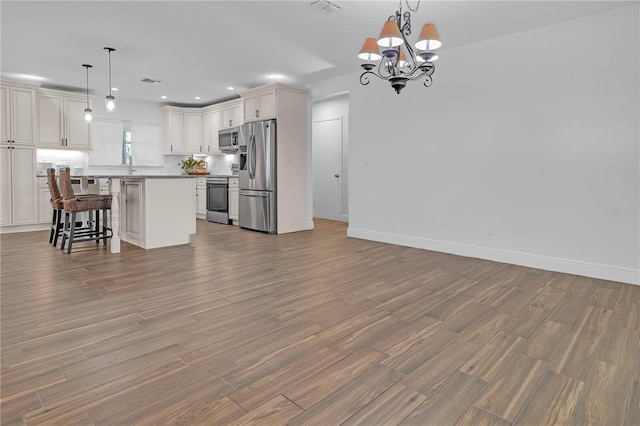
[415,24,441,51]
[358,38,382,62]
[84,108,93,122]
[377,20,403,48]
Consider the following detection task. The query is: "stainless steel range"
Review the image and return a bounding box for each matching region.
[206,175,229,224]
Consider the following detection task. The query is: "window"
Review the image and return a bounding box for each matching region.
[89,121,162,167]
[123,130,132,165]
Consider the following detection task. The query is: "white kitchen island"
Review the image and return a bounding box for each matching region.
[92,175,196,253]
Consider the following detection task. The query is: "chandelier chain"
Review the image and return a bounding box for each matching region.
[403,0,420,13]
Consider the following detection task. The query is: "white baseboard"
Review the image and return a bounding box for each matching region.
[347,227,640,286]
[1,224,49,234]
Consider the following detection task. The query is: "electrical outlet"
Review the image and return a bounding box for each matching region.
[486,223,494,236]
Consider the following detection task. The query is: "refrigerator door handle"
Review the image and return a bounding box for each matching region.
[250,134,257,180]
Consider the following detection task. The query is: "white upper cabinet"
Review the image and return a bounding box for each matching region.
[1,83,36,145]
[220,99,243,129]
[184,112,203,154]
[163,108,185,154]
[202,106,221,154]
[36,90,91,149]
[163,107,210,155]
[64,97,92,149]
[243,88,276,122]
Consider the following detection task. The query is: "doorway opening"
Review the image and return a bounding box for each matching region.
[312,93,349,222]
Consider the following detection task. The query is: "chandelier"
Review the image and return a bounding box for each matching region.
[358,0,441,94]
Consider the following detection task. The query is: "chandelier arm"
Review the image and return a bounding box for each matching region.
[399,11,419,70]
[378,56,395,78]
[359,69,389,85]
[403,62,434,80]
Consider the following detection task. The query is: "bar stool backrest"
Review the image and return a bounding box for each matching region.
[46,168,64,209]
[58,167,76,201]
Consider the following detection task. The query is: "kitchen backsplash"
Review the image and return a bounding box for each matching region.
[37,149,239,176]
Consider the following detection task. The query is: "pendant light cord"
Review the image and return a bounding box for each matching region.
[108,50,112,96]
[104,47,115,97]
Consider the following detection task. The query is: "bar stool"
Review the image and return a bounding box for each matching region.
[58,167,113,254]
[47,168,98,247]
[46,168,65,247]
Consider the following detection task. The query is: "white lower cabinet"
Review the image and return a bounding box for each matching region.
[228,177,238,223]
[121,180,144,247]
[1,145,37,227]
[38,177,52,224]
[196,178,207,219]
[117,178,196,249]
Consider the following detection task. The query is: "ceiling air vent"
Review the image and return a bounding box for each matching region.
[141,78,161,84]
[309,0,343,13]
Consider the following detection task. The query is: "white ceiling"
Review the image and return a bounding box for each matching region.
[1,1,633,106]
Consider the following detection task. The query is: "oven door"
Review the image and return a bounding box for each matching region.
[206,180,229,224]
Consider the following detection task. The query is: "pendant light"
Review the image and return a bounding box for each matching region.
[104,47,116,112]
[82,64,93,122]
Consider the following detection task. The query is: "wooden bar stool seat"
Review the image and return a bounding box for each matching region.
[58,167,113,254]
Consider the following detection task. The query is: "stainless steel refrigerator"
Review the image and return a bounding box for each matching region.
[238,119,277,233]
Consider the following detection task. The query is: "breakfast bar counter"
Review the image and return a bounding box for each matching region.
[85,175,197,253]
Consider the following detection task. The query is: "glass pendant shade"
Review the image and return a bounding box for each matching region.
[358,38,382,61]
[377,21,403,48]
[84,108,92,122]
[105,95,116,111]
[415,24,441,51]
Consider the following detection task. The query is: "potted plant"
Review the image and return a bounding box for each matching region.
[179,156,204,175]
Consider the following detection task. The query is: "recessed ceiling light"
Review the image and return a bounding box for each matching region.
[161,95,167,99]
[267,73,283,79]
[194,96,201,100]
[227,86,234,91]
[19,74,46,81]
[111,87,119,91]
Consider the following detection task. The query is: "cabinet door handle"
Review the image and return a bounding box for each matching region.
[207,146,210,152]
[255,109,259,118]
[229,120,232,127]
[171,144,173,152]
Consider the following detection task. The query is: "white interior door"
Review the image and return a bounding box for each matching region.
[313,117,343,221]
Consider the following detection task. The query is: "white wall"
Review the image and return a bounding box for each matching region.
[92,97,163,125]
[307,5,639,284]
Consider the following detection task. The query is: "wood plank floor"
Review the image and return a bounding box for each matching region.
[1,219,639,425]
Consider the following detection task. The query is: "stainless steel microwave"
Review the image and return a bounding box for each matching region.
[219,127,239,152]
